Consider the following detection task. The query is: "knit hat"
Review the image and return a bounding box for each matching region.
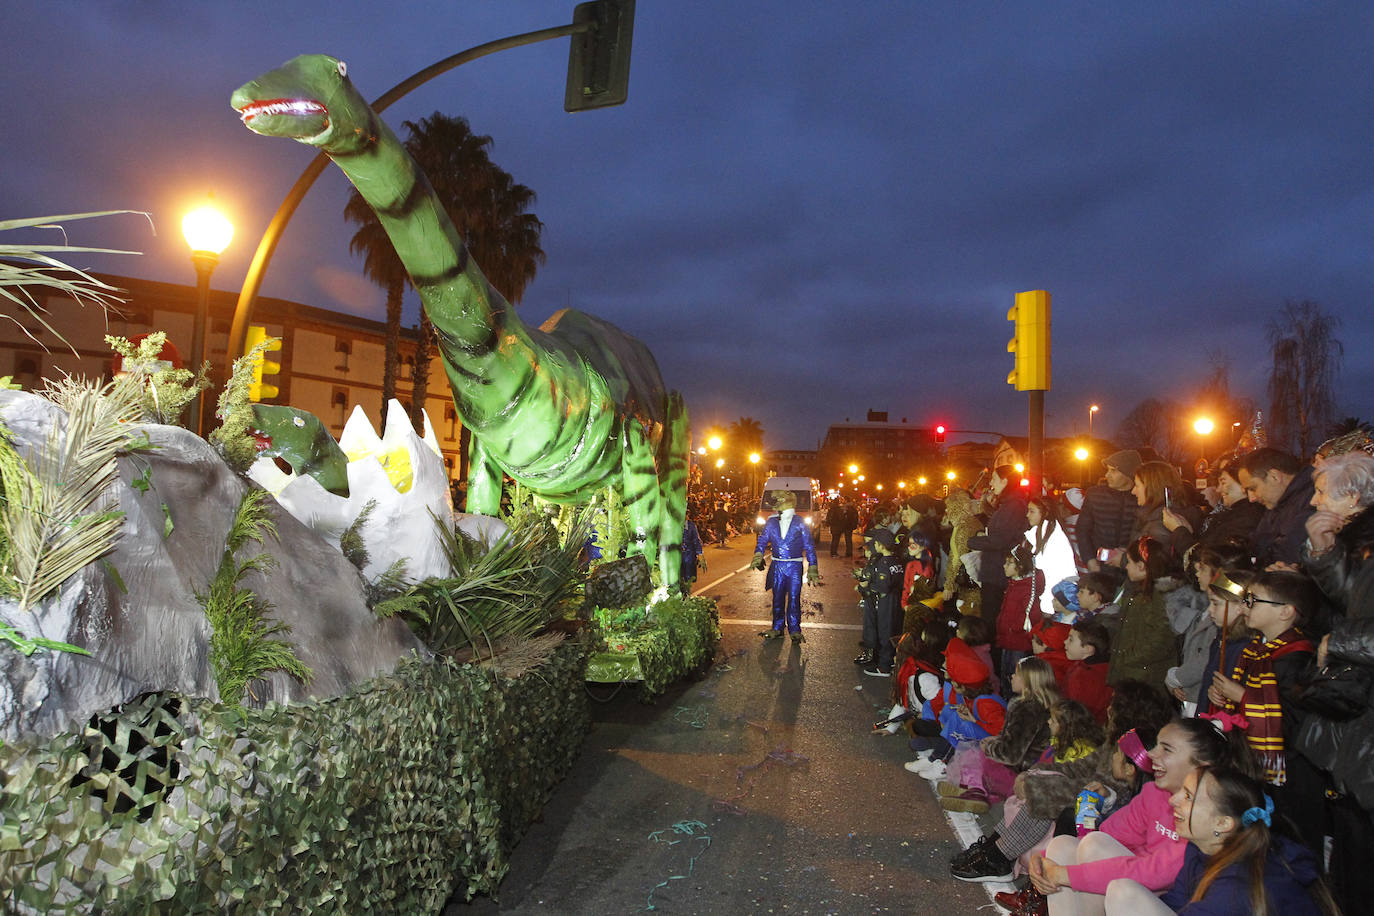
[1102,449,1142,478]
[1033,620,1071,651]
[943,637,990,686]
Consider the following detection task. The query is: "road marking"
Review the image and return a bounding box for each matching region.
[718,618,863,631]
[691,562,754,594]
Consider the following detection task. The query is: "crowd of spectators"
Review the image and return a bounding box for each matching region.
[837,432,1374,915]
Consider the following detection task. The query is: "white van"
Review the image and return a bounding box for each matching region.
[755,477,823,528]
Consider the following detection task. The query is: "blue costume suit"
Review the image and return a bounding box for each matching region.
[754,513,818,634]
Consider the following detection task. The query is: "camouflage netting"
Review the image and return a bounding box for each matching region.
[0,639,590,913]
[587,595,720,699]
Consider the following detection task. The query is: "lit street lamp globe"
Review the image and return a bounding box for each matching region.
[1193,417,1215,436]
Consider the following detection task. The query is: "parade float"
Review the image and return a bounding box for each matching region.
[0,52,716,912]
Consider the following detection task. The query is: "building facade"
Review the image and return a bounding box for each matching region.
[0,273,468,481]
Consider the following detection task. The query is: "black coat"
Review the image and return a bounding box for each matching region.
[1075,485,1137,558]
[967,490,1029,587]
[1253,465,1316,568]
[1296,508,1374,809]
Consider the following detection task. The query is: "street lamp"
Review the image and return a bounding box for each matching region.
[1089,404,1099,440]
[917,476,928,486]
[182,201,233,437]
[748,451,760,498]
[708,435,722,451]
[1194,417,1215,464]
[1075,446,1090,486]
[945,470,957,481]
[848,464,859,474]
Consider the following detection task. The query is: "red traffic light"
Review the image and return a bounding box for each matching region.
[934,424,947,444]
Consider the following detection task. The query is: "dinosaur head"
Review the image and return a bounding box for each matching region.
[231,54,362,148]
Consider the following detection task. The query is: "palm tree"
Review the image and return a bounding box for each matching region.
[343,196,406,427]
[343,113,546,451]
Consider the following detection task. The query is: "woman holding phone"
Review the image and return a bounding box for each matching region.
[1131,462,1200,564]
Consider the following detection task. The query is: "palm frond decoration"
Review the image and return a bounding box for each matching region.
[387,505,590,658]
[0,374,145,616]
[197,488,311,706]
[208,335,278,472]
[0,211,147,354]
[105,332,210,426]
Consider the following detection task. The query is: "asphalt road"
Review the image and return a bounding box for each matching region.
[450,529,996,915]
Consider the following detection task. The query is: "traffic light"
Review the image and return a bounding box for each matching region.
[1006,289,1051,391]
[934,424,946,444]
[565,0,635,112]
[244,324,282,402]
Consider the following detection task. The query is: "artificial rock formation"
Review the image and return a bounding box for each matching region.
[0,390,425,744]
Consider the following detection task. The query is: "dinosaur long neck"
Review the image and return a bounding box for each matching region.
[317,102,614,483]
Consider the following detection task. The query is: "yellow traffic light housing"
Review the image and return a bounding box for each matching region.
[1007,289,1051,391]
[244,324,282,401]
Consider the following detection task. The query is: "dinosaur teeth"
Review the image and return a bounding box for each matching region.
[237,98,326,123]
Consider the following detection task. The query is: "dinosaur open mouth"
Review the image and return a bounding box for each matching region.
[236,98,327,125]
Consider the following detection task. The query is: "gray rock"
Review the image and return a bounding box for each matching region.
[0,390,426,744]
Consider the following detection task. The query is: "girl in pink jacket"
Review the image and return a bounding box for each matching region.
[1028,717,1253,916]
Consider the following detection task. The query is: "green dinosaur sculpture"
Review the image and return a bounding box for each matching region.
[231,55,690,588]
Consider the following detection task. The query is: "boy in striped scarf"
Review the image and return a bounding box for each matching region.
[1207,570,1323,846]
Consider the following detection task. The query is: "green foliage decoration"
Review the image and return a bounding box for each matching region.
[0,377,144,644]
[0,211,145,355]
[587,594,720,699]
[105,332,209,427]
[208,335,278,473]
[196,488,311,705]
[379,507,589,657]
[0,642,592,912]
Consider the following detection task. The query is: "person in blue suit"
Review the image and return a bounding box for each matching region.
[751,491,820,642]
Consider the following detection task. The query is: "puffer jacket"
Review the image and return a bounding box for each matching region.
[1076,484,1138,558]
[1296,613,1374,809]
[1253,465,1316,568]
[1301,506,1374,615]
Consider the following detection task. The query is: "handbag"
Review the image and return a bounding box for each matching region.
[1291,656,1374,722]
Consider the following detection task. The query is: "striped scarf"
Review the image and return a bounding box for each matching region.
[1227,628,1314,785]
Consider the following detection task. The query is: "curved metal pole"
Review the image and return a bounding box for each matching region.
[227,21,588,362]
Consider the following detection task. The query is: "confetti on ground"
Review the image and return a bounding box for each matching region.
[645,819,712,910]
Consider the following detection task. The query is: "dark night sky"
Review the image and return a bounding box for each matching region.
[7,2,1374,450]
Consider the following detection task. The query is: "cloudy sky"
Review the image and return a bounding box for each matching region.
[7,2,1373,449]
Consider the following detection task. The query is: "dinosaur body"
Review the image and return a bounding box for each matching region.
[231,55,689,588]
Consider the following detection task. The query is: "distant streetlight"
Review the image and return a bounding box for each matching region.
[876,484,884,491]
[697,446,707,456]
[182,201,233,437]
[1089,404,1100,440]
[848,463,859,474]
[898,481,906,490]
[917,476,928,486]
[1193,417,1215,436]
[945,470,957,481]
[1074,447,1089,461]
[715,457,724,468]
[1075,445,1090,487]
[708,435,722,451]
[857,475,865,482]
[748,451,760,498]
[1014,462,1025,474]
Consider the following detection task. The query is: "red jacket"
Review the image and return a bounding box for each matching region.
[1063,658,1114,723]
[1036,647,1072,683]
[996,571,1045,652]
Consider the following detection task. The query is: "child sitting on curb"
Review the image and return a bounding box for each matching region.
[904,637,1007,782]
[939,656,1058,814]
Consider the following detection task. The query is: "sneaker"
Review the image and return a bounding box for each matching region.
[790,631,805,643]
[853,650,874,665]
[950,844,1014,883]
[939,787,990,814]
[915,758,948,780]
[861,663,892,678]
[759,629,784,640]
[902,751,933,773]
[950,832,998,869]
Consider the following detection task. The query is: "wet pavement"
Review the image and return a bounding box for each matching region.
[449,531,995,914]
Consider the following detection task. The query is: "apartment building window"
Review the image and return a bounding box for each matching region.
[335,339,351,372]
[331,388,348,427]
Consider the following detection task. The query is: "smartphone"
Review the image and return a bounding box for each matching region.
[1096,547,1113,562]
[1164,487,1174,509]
